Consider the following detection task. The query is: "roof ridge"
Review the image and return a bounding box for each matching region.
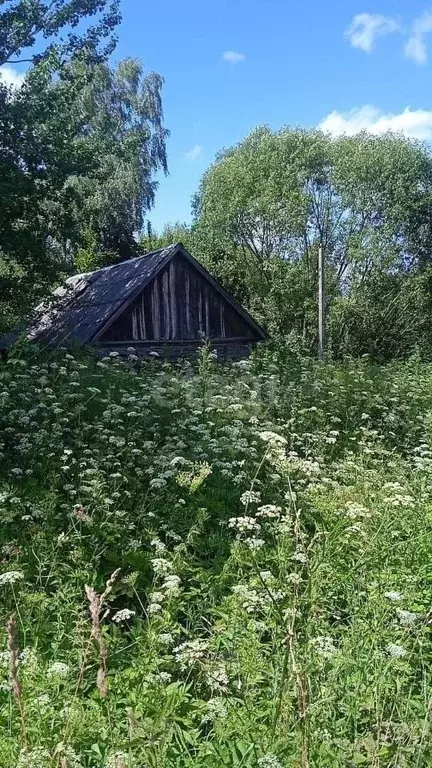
[71,242,180,285]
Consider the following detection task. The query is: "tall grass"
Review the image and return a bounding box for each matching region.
[0,344,431,767]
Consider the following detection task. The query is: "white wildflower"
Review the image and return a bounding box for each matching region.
[256,504,282,519]
[232,585,263,613]
[384,591,403,602]
[202,697,228,722]
[150,591,165,605]
[239,490,261,506]
[158,632,174,646]
[145,670,172,684]
[344,501,370,519]
[151,557,173,576]
[287,572,302,585]
[148,603,162,615]
[258,431,287,446]
[0,570,24,585]
[36,693,50,710]
[228,516,261,533]
[17,747,52,768]
[383,494,415,507]
[259,570,275,583]
[173,638,209,669]
[206,661,229,692]
[162,574,181,596]
[47,661,69,678]
[291,551,308,564]
[396,609,417,627]
[257,756,283,768]
[244,537,265,550]
[312,636,338,659]
[386,643,407,658]
[112,608,136,623]
[150,538,166,553]
[105,752,128,768]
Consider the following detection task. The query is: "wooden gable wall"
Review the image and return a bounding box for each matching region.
[100,254,257,343]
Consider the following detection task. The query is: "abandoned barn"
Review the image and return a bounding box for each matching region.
[2,243,265,360]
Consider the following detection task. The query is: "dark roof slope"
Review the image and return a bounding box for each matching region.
[27,244,178,347]
[2,243,266,349]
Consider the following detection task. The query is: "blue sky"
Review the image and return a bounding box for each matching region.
[3,0,432,232]
[113,0,432,231]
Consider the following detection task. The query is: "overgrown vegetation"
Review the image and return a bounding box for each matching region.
[0,344,431,767]
[150,127,432,360]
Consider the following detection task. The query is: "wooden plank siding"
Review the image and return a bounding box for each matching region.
[101,254,256,343]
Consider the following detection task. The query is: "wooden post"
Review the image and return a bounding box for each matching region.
[318,242,325,361]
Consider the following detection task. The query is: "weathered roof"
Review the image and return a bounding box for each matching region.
[1,243,265,349]
[27,244,178,347]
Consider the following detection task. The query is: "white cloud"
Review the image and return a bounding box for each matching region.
[404,11,432,64]
[319,105,432,140]
[345,13,400,53]
[0,65,25,89]
[221,50,245,64]
[185,144,203,161]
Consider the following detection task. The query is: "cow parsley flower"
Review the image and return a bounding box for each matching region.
[105,752,128,768]
[112,608,136,623]
[386,643,407,658]
[256,504,282,518]
[158,632,174,646]
[257,756,283,768]
[151,557,173,576]
[17,747,52,768]
[240,490,261,506]
[150,538,166,553]
[258,431,287,446]
[148,602,162,615]
[312,636,338,658]
[384,591,403,602]
[0,570,24,586]
[173,638,209,669]
[206,661,229,692]
[245,537,265,550]
[228,516,261,533]
[202,697,228,722]
[47,661,70,678]
[291,551,308,564]
[150,591,165,605]
[162,574,181,596]
[395,609,417,626]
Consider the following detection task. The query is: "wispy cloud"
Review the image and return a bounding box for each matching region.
[0,65,25,89]
[319,105,432,141]
[345,13,400,53]
[404,11,432,64]
[221,50,245,64]
[185,144,203,161]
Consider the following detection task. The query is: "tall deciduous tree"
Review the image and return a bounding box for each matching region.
[0,56,168,328]
[0,0,121,66]
[192,126,432,343]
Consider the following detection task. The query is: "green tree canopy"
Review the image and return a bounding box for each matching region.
[0,56,168,327]
[192,126,432,347]
[0,0,120,67]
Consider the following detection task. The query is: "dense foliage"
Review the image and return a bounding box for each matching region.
[0,345,431,767]
[171,126,432,360]
[0,0,120,67]
[0,0,168,332]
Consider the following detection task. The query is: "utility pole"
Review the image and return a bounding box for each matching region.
[318,242,325,361]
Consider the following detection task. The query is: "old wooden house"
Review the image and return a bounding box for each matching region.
[3,243,265,360]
